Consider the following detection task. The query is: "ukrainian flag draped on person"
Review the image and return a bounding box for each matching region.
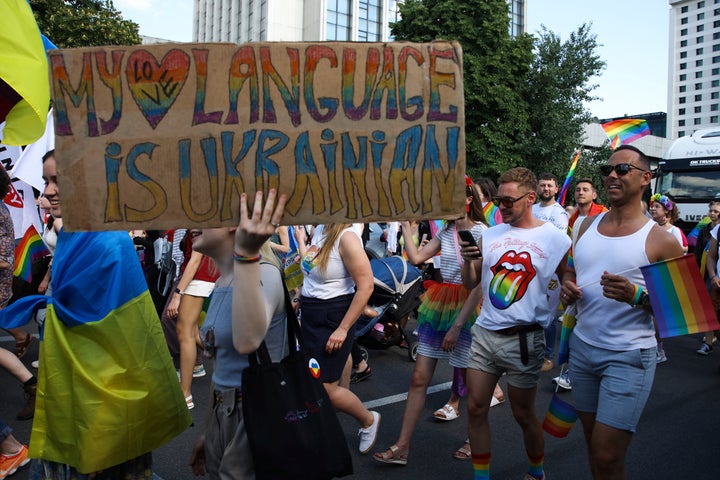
[0,229,191,473]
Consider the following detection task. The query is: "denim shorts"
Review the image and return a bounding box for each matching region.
[467,324,545,389]
[569,333,656,433]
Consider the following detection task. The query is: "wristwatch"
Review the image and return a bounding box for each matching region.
[632,290,650,308]
[174,287,183,295]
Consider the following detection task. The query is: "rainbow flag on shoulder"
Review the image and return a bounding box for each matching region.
[14,224,49,282]
[640,255,719,338]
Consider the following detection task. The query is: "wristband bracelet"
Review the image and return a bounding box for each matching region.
[233,252,262,263]
[630,283,642,306]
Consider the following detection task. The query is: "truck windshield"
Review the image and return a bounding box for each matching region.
[657,170,720,199]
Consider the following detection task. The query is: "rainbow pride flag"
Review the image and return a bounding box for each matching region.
[482,202,503,226]
[640,255,719,338]
[556,305,577,365]
[543,392,578,438]
[686,216,711,247]
[601,119,651,149]
[13,224,49,282]
[558,149,581,206]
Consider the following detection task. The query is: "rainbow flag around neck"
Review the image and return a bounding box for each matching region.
[13,224,49,282]
[601,119,651,149]
[640,255,719,338]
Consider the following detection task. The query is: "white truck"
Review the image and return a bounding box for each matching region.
[654,127,720,235]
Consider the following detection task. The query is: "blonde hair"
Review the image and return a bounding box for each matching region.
[259,241,281,269]
[315,224,352,273]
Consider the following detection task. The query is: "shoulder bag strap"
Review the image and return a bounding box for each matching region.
[251,262,300,365]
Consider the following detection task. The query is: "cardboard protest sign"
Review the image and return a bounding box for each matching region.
[48,41,466,231]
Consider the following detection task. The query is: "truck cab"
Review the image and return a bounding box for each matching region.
[654,127,720,234]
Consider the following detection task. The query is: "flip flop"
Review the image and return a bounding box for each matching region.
[373,445,408,466]
[453,440,471,460]
[433,403,459,421]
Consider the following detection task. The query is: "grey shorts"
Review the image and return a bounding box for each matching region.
[569,333,656,433]
[467,324,545,389]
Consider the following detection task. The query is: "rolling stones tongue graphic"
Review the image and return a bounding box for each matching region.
[489,250,536,309]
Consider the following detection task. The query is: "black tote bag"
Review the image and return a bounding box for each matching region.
[241,286,353,480]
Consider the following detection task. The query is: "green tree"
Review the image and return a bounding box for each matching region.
[524,25,605,178]
[391,0,535,177]
[392,1,605,182]
[30,0,141,48]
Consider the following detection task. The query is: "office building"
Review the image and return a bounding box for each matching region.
[667,0,720,138]
[193,0,526,43]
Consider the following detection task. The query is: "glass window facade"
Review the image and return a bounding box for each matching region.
[358,0,382,41]
[327,0,352,41]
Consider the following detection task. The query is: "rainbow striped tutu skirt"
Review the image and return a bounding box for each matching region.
[416,282,478,366]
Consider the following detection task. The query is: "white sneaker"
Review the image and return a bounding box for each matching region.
[490,396,504,407]
[552,372,572,391]
[193,365,206,377]
[657,348,667,363]
[358,411,381,454]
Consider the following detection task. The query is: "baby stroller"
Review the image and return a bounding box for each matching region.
[355,256,424,362]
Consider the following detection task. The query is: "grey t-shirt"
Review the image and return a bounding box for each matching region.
[202,283,288,391]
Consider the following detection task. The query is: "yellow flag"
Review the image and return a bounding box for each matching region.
[0,0,50,145]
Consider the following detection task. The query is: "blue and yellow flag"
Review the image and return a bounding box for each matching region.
[0,230,190,473]
[0,0,50,145]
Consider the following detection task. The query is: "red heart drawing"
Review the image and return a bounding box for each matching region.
[126,49,190,129]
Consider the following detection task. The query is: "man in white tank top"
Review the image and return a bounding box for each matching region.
[560,145,683,480]
[461,168,571,480]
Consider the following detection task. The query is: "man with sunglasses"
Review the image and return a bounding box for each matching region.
[460,167,571,480]
[552,179,609,391]
[559,145,683,480]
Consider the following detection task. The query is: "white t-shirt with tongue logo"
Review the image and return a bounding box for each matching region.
[475,222,571,330]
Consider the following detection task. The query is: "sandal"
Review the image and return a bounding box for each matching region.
[433,403,459,421]
[373,445,408,466]
[15,334,34,359]
[453,440,471,460]
[350,366,372,384]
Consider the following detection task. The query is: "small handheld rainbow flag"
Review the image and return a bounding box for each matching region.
[558,149,581,206]
[13,224,49,282]
[543,392,578,438]
[640,255,719,338]
[686,216,711,247]
[601,119,651,149]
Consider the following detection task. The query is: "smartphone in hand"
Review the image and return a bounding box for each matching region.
[457,230,478,248]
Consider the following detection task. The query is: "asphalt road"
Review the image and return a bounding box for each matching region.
[2,324,720,480]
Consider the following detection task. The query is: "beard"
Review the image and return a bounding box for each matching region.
[539,192,555,203]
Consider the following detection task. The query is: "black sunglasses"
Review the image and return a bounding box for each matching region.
[599,163,648,177]
[492,191,531,208]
